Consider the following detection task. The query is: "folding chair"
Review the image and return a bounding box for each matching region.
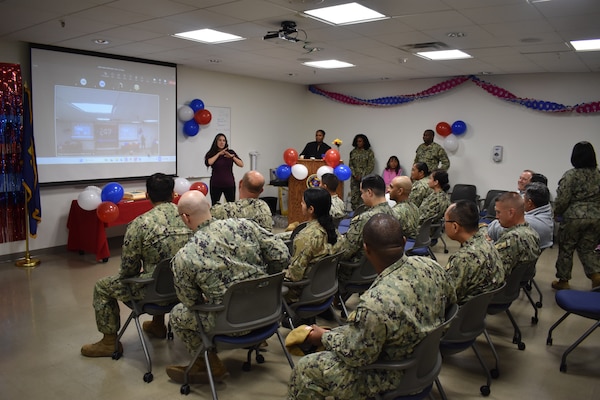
[112,258,179,383]
[360,304,459,400]
[282,252,343,329]
[404,218,436,260]
[546,286,600,372]
[179,272,294,399]
[337,256,378,318]
[450,184,479,205]
[479,190,507,224]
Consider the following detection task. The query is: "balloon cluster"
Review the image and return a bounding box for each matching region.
[435,120,467,153]
[77,182,124,223]
[174,177,209,196]
[275,148,351,181]
[178,98,213,137]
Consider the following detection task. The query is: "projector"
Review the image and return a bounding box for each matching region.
[263,21,299,41]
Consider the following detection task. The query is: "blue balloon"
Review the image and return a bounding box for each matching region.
[276,164,292,180]
[183,120,200,136]
[334,164,352,181]
[101,182,124,203]
[451,120,467,136]
[189,98,205,112]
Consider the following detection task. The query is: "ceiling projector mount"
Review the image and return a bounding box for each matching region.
[263,21,304,43]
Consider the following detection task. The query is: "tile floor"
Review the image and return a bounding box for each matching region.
[1,235,599,399]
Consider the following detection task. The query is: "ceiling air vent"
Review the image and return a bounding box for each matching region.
[399,42,450,53]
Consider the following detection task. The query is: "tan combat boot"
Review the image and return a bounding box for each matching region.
[81,334,122,357]
[551,280,570,290]
[143,315,167,339]
[166,351,229,384]
[590,273,600,289]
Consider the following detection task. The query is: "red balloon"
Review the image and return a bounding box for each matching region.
[435,122,452,137]
[97,201,119,223]
[190,181,208,196]
[324,149,340,167]
[194,109,212,125]
[283,148,299,166]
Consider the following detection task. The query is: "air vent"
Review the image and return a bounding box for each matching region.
[399,42,450,53]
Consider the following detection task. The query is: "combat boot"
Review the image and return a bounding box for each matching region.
[590,273,600,289]
[166,352,229,384]
[551,279,570,290]
[143,315,167,339]
[81,334,122,357]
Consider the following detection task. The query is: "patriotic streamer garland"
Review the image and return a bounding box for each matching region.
[308,75,600,114]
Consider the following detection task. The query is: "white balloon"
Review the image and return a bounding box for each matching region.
[177,105,194,122]
[443,134,459,152]
[291,164,309,180]
[174,177,191,195]
[77,189,102,211]
[86,185,102,195]
[316,165,334,179]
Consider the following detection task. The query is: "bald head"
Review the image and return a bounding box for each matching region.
[388,175,412,202]
[178,190,211,229]
[363,214,406,272]
[239,170,265,198]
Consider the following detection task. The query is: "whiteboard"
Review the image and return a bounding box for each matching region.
[177,106,231,179]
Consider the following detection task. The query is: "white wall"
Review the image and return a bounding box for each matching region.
[2,38,600,257]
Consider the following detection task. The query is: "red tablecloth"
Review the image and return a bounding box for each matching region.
[67,199,154,261]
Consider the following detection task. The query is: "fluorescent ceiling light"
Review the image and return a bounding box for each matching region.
[416,50,473,60]
[302,60,355,69]
[570,38,600,51]
[173,29,245,44]
[73,103,113,113]
[304,2,388,25]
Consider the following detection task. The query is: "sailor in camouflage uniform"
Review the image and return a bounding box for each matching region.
[166,190,289,384]
[348,134,375,210]
[320,173,347,220]
[333,175,394,273]
[492,192,541,275]
[408,162,433,207]
[287,214,456,400]
[418,170,451,233]
[552,141,600,289]
[81,173,192,357]
[285,188,338,303]
[210,170,273,231]
[444,201,504,304]
[413,129,450,172]
[388,175,419,239]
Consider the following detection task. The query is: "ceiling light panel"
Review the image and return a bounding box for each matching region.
[304,2,388,25]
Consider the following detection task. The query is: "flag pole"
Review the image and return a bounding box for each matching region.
[15,189,41,268]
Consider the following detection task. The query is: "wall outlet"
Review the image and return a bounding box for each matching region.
[492,145,503,162]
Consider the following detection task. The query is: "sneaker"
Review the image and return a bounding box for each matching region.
[551,280,570,290]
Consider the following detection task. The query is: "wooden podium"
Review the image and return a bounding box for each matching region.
[287,159,344,224]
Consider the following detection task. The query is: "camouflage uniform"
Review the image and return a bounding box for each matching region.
[348,148,375,210]
[414,142,450,172]
[408,177,432,208]
[210,198,273,231]
[334,202,394,262]
[285,220,335,302]
[494,223,541,275]
[418,191,450,227]
[330,194,346,220]
[287,255,457,400]
[170,218,289,354]
[445,230,505,304]
[391,201,419,239]
[93,202,192,334]
[554,168,600,280]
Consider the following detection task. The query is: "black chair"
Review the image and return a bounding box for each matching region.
[112,258,179,383]
[479,190,507,223]
[282,252,343,329]
[405,218,436,260]
[546,286,600,372]
[439,284,506,397]
[450,184,479,204]
[179,272,294,399]
[285,221,308,253]
[360,304,459,400]
[486,260,538,352]
[337,256,378,318]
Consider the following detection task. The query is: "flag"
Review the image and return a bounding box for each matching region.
[21,85,41,237]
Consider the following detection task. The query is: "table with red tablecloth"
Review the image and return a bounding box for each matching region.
[67,199,154,262]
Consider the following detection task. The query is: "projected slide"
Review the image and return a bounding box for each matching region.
[31,45,177,184]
